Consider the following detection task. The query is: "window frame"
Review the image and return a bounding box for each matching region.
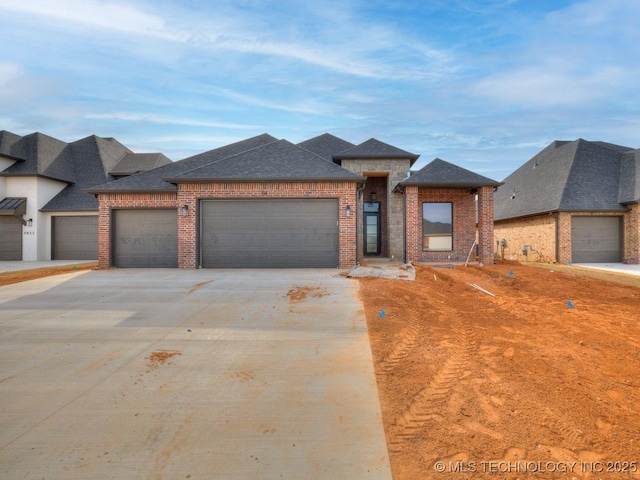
[422,202,453,252]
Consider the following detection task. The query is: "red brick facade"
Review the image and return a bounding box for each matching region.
[97,182,358,269]
[405,186,494,264]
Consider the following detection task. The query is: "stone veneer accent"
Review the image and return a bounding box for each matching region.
[97,182,358,269]
[339,158,411,262]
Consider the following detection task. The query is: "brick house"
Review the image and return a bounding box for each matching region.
[88,133,501,269]
[494,139,640,264]
[0,130,169,261]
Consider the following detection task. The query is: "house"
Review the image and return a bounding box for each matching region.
[0,130,170,261]
[88,133,501,269]
[494,139,640,264]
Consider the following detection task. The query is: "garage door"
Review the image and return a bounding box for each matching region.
[200,199,339,268]
[0,217,22,260]
[113,210,178,267]
[52,216,98,260]
[571,216,622,263]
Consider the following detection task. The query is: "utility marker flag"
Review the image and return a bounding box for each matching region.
[380,310,385,319]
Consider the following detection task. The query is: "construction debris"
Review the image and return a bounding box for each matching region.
[469,283,495,297]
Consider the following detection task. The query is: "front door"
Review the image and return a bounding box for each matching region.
[363,202,380,256]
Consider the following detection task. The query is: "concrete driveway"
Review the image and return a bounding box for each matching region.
[0,269,390,479]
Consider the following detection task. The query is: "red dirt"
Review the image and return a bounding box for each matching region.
[359,262,640,479]
[286,285,327,302]
[0,263,97,287]
[146,350,182,370]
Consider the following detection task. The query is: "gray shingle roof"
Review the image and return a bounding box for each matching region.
[297,133,355,163]
[619,150,640,204]
[87,133,278,193]
[333,138,420,165]
[0,130,23,158]
[399,158,502,188]
[1,132,75,183]
[110,152,171,176]
[166,139,365,183]
[494,139,636,221]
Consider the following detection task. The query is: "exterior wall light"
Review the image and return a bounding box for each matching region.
[370,192,376,202]
[181,204,189,216]
[345,205,352,217]
[26,218,33,227]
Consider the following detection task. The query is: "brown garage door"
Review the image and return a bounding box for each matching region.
[0,216,22,260]
[200,199,339,268]
[571,216,623,263]
[52,216,98,260]
[113,209,178,267]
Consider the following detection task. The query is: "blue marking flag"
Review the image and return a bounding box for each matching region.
[509,270,514,277]
[380,309,385,319]
[567,301,575,309]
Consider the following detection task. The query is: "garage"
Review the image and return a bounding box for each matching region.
[113,209,178,267]
[0,216,22,260]
[52,216,98,260]
[200,199,339,268]
[571,216,623,263]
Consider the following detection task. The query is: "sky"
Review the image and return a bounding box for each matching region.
[1,0,639,180]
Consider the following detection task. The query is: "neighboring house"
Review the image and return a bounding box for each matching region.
[494,139,640,264]
[0,130,170,261]
[88,133,500,269]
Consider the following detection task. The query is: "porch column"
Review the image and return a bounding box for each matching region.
[477,186,495,264]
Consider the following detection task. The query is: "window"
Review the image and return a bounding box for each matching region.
[422,203,452,251]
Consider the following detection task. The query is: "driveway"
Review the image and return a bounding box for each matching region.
[0,269,391,479]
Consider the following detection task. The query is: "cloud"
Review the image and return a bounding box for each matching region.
[84,112,261,130]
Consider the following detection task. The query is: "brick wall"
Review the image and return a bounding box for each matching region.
[98,183,358,269]
[97,192,178,269]
[406,187,479,263]
[494,214,557,262]
[477,186,495,264]
[495,209,639,264]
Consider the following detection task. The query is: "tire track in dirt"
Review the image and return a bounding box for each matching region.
[386,318,476,453]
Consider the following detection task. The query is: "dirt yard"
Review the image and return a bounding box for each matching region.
[359,262,640,479]
[0,262,97,287]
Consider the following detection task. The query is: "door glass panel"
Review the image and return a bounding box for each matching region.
[365,214,378,253]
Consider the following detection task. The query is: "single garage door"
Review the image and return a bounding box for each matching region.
[0,217,22,260]
[52,216,98,260]
[113,209,178,268]
[571,216,623,263]
[200,199,339,268]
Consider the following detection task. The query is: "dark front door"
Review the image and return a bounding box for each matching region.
[363,202,380,256]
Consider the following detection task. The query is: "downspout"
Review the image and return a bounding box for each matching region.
[402,187,407,264]
[355,180,366,266]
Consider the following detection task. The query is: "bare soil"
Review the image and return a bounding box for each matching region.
[0,262,97,287]
[359,262,640,479]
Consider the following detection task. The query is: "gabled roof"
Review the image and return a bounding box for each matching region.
[0,130,23,159]
[399,158,502,188]
[333,138,420,165]
[110,152,171,176]
[165,139,365,183]
[494,139,635,221]
[297,133,355,163]
[87,133,277,193]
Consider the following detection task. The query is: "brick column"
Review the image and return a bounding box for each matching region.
[177,190,197,268]
[624,204,639,264]
[557,212,572,263]
[97,196,111,269]
[404,186,419,263]
[477,186,495,264]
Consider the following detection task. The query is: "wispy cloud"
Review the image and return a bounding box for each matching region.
[85,112,261,130]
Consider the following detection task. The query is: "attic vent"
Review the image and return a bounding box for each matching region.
[510,189,516,199]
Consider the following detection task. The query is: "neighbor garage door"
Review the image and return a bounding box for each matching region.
[52,216,98,260]
[113,210,178,267]
[571,216,622,263]
[200,199,339,268]
[0,217,22,260]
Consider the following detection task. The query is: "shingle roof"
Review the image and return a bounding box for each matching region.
[297,133,355,163]
[619,150,640,204]
[0,130,23,158]
[1,132,75,182]
[166,139,365,183]
[110,152,171,176]
[494,139,635,221]
[333,138,420,165]
[87,133,278,193]
[399,158,502,188]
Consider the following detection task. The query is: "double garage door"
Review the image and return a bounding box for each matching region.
[571,216,623,263]
[110,200,338,268]
[200,199,339,268]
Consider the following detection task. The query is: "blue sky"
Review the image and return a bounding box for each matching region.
[1,0,639,180]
